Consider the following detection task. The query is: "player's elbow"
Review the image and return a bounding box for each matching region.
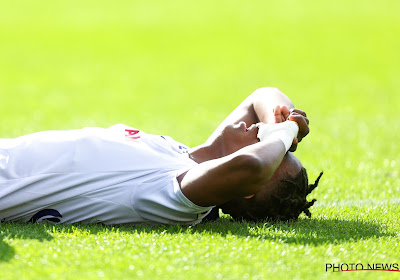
[253,87,295,108]
[233,153,263,173]
[232,154,275,185]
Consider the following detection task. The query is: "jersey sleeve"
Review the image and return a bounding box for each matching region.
[131,170,214,225]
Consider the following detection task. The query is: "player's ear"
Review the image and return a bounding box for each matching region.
[244,194,255,199]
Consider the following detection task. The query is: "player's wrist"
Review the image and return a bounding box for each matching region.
[257,121,299,152]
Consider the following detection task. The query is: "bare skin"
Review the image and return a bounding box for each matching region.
[177,87,310,207]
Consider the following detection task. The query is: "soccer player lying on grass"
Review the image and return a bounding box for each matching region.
[0,87,322,225]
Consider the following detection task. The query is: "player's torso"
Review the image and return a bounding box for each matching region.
[0,124,197,224]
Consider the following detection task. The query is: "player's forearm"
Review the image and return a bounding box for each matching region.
[227,120,299,189]
[199,139,287,200]
[180,139,287,206]
[205,87,294,145]
[231,137,287,186]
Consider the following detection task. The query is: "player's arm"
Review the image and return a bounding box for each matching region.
[179,137,288,206]
[205,87,295,144]
[180,115,306,206]
[205,87,309,152]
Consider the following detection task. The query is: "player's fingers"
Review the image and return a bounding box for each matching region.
[289,138,298,152]
[274,105,283,123]
[289,111,309,125]
[289,114,309,141]
[290,108,307,118]
[281,105,290,120]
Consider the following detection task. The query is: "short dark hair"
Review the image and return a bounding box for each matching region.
[216,168,323,222]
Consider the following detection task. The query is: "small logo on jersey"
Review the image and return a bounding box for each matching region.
[125,129,141,141]
[29,209,62,223]
[160,136,188,153]
[178,145,188,152]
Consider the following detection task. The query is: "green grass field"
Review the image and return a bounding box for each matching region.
[1,0,399,279]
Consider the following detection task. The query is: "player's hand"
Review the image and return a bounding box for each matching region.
[273,105,290,123]
[287,108,309,152]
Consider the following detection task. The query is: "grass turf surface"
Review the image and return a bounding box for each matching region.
[0,0,399,279]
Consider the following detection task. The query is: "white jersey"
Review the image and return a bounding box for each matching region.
[0,124,213,225]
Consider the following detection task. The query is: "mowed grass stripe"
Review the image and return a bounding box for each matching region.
[315,198,400,207]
